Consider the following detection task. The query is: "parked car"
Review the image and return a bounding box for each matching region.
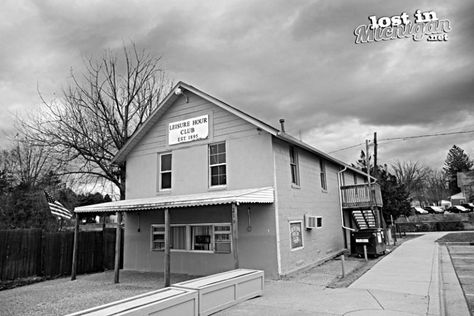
[424,206,444,214]
[412,207,429,214]
[447,205,470,213]
[461,203,474,212]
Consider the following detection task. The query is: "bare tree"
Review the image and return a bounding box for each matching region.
[18,44,171,199]
[0,138,62,188]
[424,169,450,205]
[391,161,430,204]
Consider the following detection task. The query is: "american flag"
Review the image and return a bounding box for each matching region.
[44,191,73,219]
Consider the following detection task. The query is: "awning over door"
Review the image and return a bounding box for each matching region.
[74,187,274,213]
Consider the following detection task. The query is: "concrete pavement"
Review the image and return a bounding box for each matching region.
[217,232,470,316]
[444,244,474,315]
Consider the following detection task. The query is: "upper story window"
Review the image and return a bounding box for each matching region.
[290,147,300,186]
[209,142,226,186]
[159,153,172,190]
[353,173,358,185]
[320,159,327,191]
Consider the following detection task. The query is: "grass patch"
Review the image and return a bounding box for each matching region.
[436,232,474,243]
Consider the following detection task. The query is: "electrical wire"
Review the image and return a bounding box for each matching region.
[328,130,474,154]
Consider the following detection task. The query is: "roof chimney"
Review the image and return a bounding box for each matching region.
[279,119,286,133]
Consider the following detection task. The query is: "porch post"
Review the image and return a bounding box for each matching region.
[71,213,80,281]
[164,208,171,287]
[114,211,123,284]
[231,203,239,269]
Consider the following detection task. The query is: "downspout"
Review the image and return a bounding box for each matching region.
[337,167,356,234]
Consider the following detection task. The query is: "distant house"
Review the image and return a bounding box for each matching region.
[75,82,381,279]
[451,192,466,206]
[457,171,474,202]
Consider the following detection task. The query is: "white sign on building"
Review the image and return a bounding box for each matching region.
[168,115,209,145]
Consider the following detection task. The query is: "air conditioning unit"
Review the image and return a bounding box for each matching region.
[304,214,317,229]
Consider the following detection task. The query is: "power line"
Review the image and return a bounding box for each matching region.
[328,130,474,154]
[378,130,474,141]
[328,142,364,154]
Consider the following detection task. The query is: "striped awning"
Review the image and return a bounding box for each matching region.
[74,187,274,213]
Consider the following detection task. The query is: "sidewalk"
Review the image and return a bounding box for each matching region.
[217,232,470,316]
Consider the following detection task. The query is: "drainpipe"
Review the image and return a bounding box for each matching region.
[337,166,356,233]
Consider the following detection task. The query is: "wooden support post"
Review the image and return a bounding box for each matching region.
[114,211,123,284]
[164,208,171,287]
[231,203,239,269]
[340,254,345,278]
[71,213,80,281]
[374,207,381,229]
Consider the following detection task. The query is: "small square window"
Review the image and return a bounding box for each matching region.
[316,217,323,228]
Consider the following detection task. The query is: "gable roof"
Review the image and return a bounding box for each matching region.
[112,81,372,179]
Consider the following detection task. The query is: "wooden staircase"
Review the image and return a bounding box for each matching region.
[352,209,377,230]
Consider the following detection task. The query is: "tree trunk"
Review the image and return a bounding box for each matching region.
[119,163,126,200]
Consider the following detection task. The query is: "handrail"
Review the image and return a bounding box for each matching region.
[341,183,383,208]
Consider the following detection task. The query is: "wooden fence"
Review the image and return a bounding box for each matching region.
[0,228,122,281]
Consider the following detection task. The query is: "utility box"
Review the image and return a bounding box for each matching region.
[173,269,264,316]
[351,228,386,257]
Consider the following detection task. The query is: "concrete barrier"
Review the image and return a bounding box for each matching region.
[66,287,198,316]
[173,269,264,316]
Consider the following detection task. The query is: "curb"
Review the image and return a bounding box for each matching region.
[438,245,471,316]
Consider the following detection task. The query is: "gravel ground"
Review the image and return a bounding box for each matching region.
[0,270,195,316]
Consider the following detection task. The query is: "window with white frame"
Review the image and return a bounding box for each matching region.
[151,223,231,253]
[191,225,212,251]
[289,147,300,185]
[151,225,186,251]
[209,142,226,186]
[159,153,172,190]
[289,221,303,250]
[320,159,327,191]
[151,226,165,251]
[214,225,232,253]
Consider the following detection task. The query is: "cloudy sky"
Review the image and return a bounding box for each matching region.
[1,0,473,170]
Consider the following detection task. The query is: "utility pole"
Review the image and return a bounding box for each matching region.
[373,132,378,176]
[365,139,370,182]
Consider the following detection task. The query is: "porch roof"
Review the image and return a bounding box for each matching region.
[74,187,274,214]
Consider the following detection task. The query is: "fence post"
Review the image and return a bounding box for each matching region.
[71,214,80,281]
[164,208,170,287]
[114,212,123,284]
[340,254,345,278]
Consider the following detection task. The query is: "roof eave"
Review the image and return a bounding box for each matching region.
[275,132,375,180]
[112,81,279,164]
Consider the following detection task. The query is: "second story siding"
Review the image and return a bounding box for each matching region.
[125,92,275,199]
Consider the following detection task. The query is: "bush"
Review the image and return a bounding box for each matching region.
[436,221,464,231]
[398,221,465,232]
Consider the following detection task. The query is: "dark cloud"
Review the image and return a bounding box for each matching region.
[0,0,472,169]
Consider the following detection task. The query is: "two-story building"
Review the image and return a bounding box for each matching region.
[75,82,382,279]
